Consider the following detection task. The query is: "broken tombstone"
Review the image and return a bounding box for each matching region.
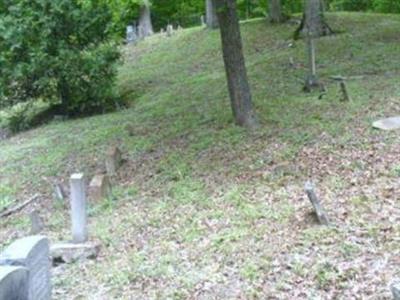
[373,116,400,131]
[105,146,123,176]
[50,242,100,264]
[88,174,111,202]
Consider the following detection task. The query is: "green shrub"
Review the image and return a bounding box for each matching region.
[372,0,400,13]
[0,0,120,116]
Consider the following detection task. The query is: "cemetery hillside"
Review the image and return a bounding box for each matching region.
[1,8,400,300]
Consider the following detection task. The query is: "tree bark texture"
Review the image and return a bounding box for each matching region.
[214,0,258,128]
[139,0,154,37]
[268,0,285,23]
[206,0,219,29]
[294,0,334,40]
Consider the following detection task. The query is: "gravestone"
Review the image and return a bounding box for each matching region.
[53,183,65,202]
[372,116,400,131]
[0,266,29,300]
[201,15,206,27]
[105,146,122,176]
[392,282,400,300]
[166,25,174,37]
[304,181,329,225]
[0,236,51,300]
[126,25,137,44]
[29,210,44,235]
[88,174,111,202]
[70,173,88,243]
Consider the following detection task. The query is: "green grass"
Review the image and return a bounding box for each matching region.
[1,12,400,299]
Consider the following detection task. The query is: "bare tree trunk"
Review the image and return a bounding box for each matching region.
[268,0,285,23]
[138,0,153,37]
[214,0,258,128]
[206,0,219,29]
[294,0,334,40]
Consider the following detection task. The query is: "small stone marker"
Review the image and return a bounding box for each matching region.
[373,116,400,131]
[201,15,206,27]
[304,181,329,225]
[0,236,51,300]
[70,173,88,243]
[88,174,111,201]
[166,24,174,37]
[29,210,44,235]
[105,146,122,176]
[53,183,66,202]
[0,266,29,300]
[126,25,137,44]
[392,282,400,300]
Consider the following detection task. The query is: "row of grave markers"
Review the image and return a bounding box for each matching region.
[0,146,122,299]
[126,14,212,45]
[2,144,400,298]
[127,23,179,44]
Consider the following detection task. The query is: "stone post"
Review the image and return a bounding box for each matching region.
[70,173,88,243]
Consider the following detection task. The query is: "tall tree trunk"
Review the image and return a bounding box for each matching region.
[214,0,258,128]
[294,0,333,39]
[268,0,285,23]
[138,0,153,37]
[206,0,219,29]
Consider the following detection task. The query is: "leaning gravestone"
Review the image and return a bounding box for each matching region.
[0,236,51,300]
[373,116,400,131]
[304,181,329,225]
[0,266,29,300]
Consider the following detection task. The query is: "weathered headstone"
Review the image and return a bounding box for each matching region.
[201,15,206,27]
[392,282,400,300]
[166,24,174,37]
[88,174,111,202]
[0,236,51,300]
[126,25,137,44]
[304,181,329,225]
[0,266,29,300]
[70,173,88,243]
[105,146,122,176]
[53,183,65,202]
[29,210,44,235]
[372,116,400,131]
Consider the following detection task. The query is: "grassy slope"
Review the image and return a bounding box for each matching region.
[1,12,400,299]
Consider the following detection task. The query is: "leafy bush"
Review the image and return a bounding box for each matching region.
[330,0,373,11]
[372,0,400,13]
[0,0,120,116]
